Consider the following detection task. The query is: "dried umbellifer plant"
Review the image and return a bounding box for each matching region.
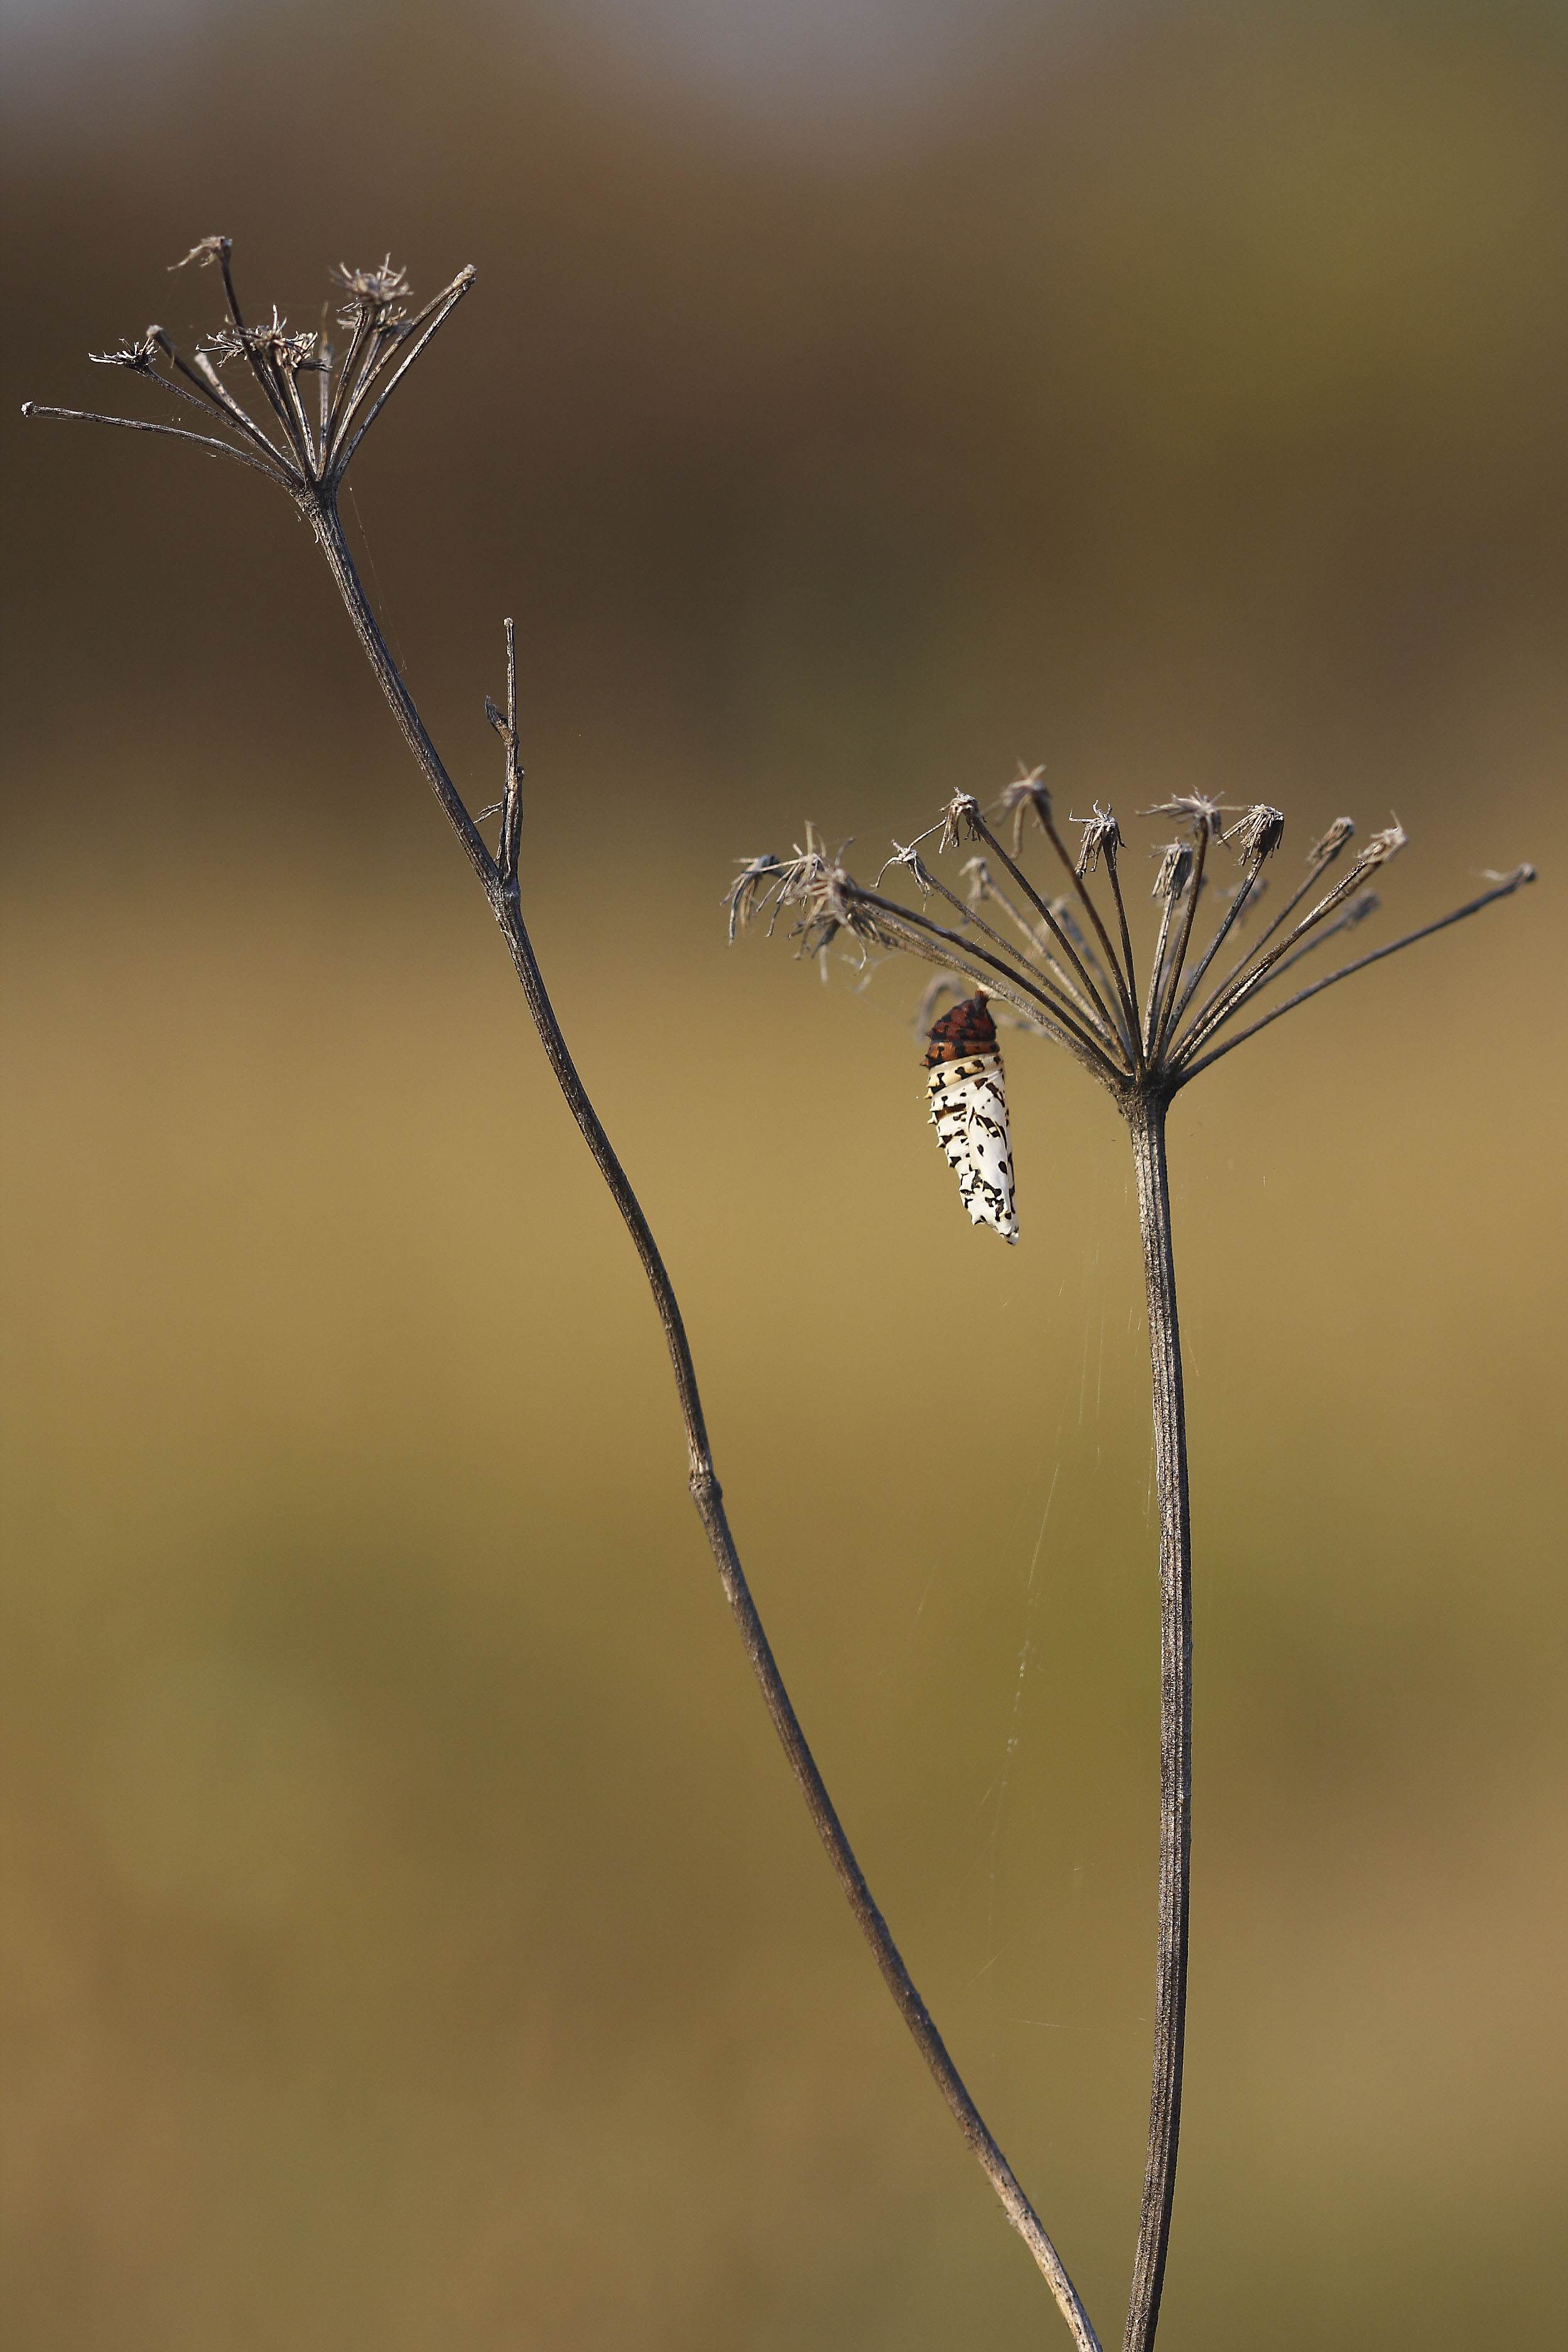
[25,244,1535,2352]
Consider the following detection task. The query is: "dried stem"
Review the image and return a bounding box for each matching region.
[851,886,1122,1081]
[1151,820,1213,1058]
[1140,879,1184,1058]
[1175,867,1533,1084]
[1164,862,1263,1038]
[970,813,1134,1063]
[21,401,294,485]
[1174,835,1392,1062]
[1103,851,1141,1050]
[1123,1092,1191,2352]
[310,505,1102,2351]
[1039,808,1143,1056]
[963,861,1125,1053]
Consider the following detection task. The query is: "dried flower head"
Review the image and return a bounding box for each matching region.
[997,766,1052,853]
[880,841,939,897]
[1307,816,1356,867]
[1073,802,1123,877]
[1141,793,1226,839]
[723,852,784,943]
[332,257,411,312]
[201,311,319,371]
[939,793,982,853]
[1151,843,1194,901]
[90,330,163,372]
[171,234,232,271]
[729,771,1534,1103]
[24,237,475,507]
[1352,821,1408,873]
[1226,804,1286,864]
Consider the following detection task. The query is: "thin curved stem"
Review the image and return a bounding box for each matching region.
[329,266,476,481]
[310,504,493,884]
[21,403,296,487]
[1038,811,1143,1058]
[851,887,1123,1081]
[1164,861,1264,1048]
[311,507,1103,2352]
[1152,825,1211,1059]
[1176,852,1381,1066]
[965,865,1125,1054]
[1123,1093,1191,2352]
[187,349,297,472]
[970,814,1133,1064]
[1103,853,1141,1054]
[1140,875,1186,1060]
[1174,867,1534,1085]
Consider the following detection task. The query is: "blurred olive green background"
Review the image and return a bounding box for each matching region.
[2,2,1564,2346]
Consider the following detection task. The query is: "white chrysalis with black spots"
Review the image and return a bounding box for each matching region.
[927,1050,1019,1242]
[921,994,1019,1242]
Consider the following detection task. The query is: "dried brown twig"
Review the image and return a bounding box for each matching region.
[27,244,1536,2352]
[25,245,1101,2351]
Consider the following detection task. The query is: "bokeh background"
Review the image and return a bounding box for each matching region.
[3,3,1564,2346]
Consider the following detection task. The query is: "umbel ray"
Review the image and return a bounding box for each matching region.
[25,241,1535,2352]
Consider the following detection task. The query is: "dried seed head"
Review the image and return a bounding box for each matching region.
[1228,804,1285,864]
[727,826,885,963]
[882,842,937,896]
[90,329,163,372]
[960,855,992,905]
[1307,816,1356,868]
[1150,842,1194,901]
[1140,793,1225,839]
[332,257,411,306]
[939,793,981,854]
[1353,821,1408,874]
[170,235,231,272]
[723,852,784,943]
[201,310,318,370]
[997,765,1051,852]
[1073,801,1123,876]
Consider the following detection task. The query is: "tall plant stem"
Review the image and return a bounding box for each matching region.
[309,498,1101,2352]
[1123,1090,1192,2352]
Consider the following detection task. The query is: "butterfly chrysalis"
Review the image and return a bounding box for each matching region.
[923,993,1019,1244]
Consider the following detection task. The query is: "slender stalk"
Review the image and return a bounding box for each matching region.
[1164,862,1263,1042]
[970,813,1134,1062]
[21,401,294,485]
[1140,881,1184,1059]
[852,886,1122,1080]
[1152,824,1212,1059]
[1039,810,1143,1056]
[1177,844,1388,1062]
[1123,1092,1192,2352]
[1103,852,1141,1054]
[1174,866,1533,1085]
[308,495,1103,2352]
[965,864,1125,1053]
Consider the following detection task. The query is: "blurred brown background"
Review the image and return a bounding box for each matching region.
[2,3,1564,2346]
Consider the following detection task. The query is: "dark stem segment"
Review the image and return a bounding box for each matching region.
[1123,1093,1192,2352]
[308,494,1103,2352]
